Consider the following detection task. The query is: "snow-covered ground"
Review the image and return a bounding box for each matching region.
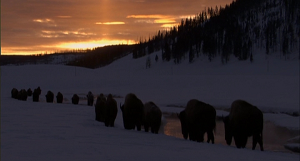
[1,51,299,160]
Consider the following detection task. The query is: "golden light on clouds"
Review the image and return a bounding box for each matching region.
[33,18,53,23]
[57,39,136,49]
[95,22,125,25]
[57,16,72,18]
[127,14,180,25]
[161,23,180,28]
[154,19,176,24]
[126,14,166,19]
[39,30,96,38]
[2,0,233,55]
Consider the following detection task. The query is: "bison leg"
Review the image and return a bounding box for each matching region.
[207,130,214,144]
[110,119,115,127]
[253,133,264,151]
[234,135,243,148]
[136,124,142,131]
[144,123,149,132]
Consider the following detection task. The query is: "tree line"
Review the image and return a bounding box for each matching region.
[133,0,300,64]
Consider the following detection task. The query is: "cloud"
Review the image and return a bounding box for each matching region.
[33,18,54,23]
[1,0,233,55]
[57,16,72,18]
[95,22,125,25]
[126,15,166,19]
[39,29,96,38]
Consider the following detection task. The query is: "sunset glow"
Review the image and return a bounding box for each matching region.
[1,0,233,55]
[57,39,136,49]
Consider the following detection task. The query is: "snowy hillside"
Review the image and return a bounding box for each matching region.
[1,50,299,160]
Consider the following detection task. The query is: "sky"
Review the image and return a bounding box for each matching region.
[1,0,233,55]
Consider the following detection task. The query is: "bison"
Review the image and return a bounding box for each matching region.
[36,86,41,95]
[104,94,118,127]
[27,88,32,96]
[87,91,94,106]
[178,99,216,143]
[32,88,40,102]
[45,91,54,103]
[120,93,144,131]
[18,89,28,101]
[143,101,162,134]
[11,88,19,99]
[56,92,63,103]
[95,93,107,122]
[223,100,264,151]
[72,94,79,104]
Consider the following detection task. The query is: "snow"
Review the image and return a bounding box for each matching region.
[1,51,299,160]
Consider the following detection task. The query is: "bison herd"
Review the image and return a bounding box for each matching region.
[10,87,264,151]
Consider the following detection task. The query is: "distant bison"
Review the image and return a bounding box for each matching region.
[105,94,118,127]
[36,86,41,95]
[223,100,264,151]
[178,99,216,143]
[72,94,79,104]
[120,93,144,131]
[45,91,54,103]
[32,88,40,102]
[56,92,63,103]
[143,102,162,134]
[87,91,94,106]
[18,89,28,101]
[95,93,106,122]
[27,88,32,96]
[11,88,19,99]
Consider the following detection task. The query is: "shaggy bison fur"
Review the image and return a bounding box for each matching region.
[120,93,144,131]
[178,99,216,143]
[72,94,79,104]
[143,101,162,134]
[56,92,63,103]
[45,91,54,103]
[223,100,264,151]
[95,93,107,122]
[87,91,94,106]
[104,94,118,127]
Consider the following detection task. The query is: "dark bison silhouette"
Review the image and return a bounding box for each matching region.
[56,92,63,103]
[32,88,40,102]
[143,101,162,134]
[72,94,79,104]
[120,93,144,131]
[95,93,107,122]
[18,89,28,101]
[27,88,32,96]
[87,91,94,106]
[223,100,264,151]
[45,91,54,103]
[104,94,118,127]
[178,99,216,143]
[36,86,41,95]
[11,88,19,99]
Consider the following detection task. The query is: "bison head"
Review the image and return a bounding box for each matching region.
[223,116,232,145]
[178,111,188,140]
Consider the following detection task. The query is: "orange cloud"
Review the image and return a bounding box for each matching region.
[57,16,72,18]
[95,22,125,25]
[126,14,167,19]
[154,19,176,24]
[33,18,53,23]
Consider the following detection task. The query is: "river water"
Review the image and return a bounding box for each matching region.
[162,113,299,153]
